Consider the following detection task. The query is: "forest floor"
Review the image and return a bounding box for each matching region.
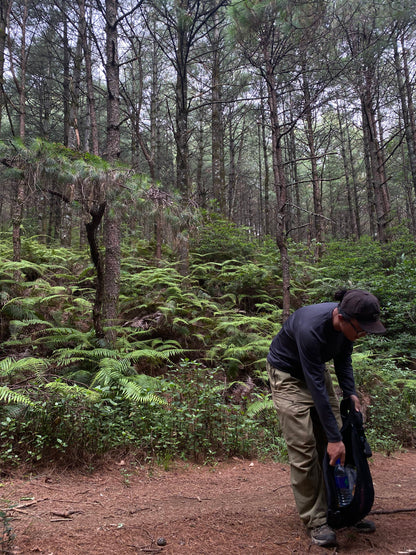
[1,450,415,555]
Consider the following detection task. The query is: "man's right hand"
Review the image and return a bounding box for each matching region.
[327,441,346,465]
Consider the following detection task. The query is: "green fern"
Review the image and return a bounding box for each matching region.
[0,356,49,382]
[39,328,97,349]
[1,260,47,279]
[44,380,101,401]
[126,348,184,362]
[91,358,165,405]
[117,377,165,405]
[246,397,274,416]
[0,386,34,406]
[1,302,40,323]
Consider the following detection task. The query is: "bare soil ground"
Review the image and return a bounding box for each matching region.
[1,450,416,555]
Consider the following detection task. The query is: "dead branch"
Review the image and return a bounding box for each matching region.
[370,507,416,515]
[51,510,84,518]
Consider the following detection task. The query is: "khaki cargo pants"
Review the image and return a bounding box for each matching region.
[266,361,342,529]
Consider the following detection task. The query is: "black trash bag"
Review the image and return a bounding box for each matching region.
[323,397,374,529]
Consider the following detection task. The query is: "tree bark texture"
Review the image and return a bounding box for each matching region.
[265,64,290,322]
[105,0,120,161]
[85,202,106,340]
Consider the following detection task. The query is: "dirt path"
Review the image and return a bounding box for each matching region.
[1,450,416,554]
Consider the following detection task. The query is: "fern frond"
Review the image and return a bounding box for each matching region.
[125,349,176,362]
[0,356,49,378]
[150,338,183,349]
[1,260,46,278]
[91,368,122,388]
[91,357,134,387]
[0,386,34,405]
[9,319,53,332]
[37,293,67,304]
[44,380,101,401]
[2,303,40,321]
[55,357,87,368]
[117,378,166,405]
[54,347,118,361]
[246,397,274,416]
[100,357,134,375]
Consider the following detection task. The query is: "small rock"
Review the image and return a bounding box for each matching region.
[157,537,167,546]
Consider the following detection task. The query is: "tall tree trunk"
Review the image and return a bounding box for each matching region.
[82,0,99,155]
[12,180,25,264]
[103,200,121,345]
[286,109,301,242]
[68,20,83,150]
[60,184,74,247]
[360,87,389,241]
[7,0,28,141]
[345,115,362,237]
[265,65,290,321]
[211,15,226,214]
[401,35,416,173]
[86,202,106,340]
[105,0,120,161]
[336,102,359,237]
[302,66,323,250]
[150,32,161,181]
[260,84,271,236]
[0,0,11,136]
[394,36,416,200]
[227,114,236,220]
[102,0,122,347]
[63,14,70,147]
[8,1,27,272]
[175,41,190,196]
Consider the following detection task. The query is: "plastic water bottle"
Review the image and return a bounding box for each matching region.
[334,459,353,507]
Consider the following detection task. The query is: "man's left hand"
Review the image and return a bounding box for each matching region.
[350,394,361,412]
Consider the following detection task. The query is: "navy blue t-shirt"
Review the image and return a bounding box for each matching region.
[267,302,357,442]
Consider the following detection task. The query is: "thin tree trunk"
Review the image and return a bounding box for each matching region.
[175,48,190,196]
[227,114,236,220]
[105,0,120,161]
[260,84,271,236]
[345,116,361,237]
[336,102,359,237]
[211,16,226,214]
[12,180,25,263]
[394,36,416,200]
[103,203,121,345]
[82,0,99,155]
[265,65,290,321]
[68,20,83,150]
[302,67,323,250]
[86,202,106,340]
[361,89,388,241]
[0,0,11,136]
[7,0,28,141]
[401,35,416,172]
[63,13,70,147]
[103,0,121,347]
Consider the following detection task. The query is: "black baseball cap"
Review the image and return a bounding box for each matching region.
[338,289,386,334]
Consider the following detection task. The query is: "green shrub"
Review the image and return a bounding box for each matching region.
[351,352,415,451]
[0,361,285,467]
[191,216,257,263]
